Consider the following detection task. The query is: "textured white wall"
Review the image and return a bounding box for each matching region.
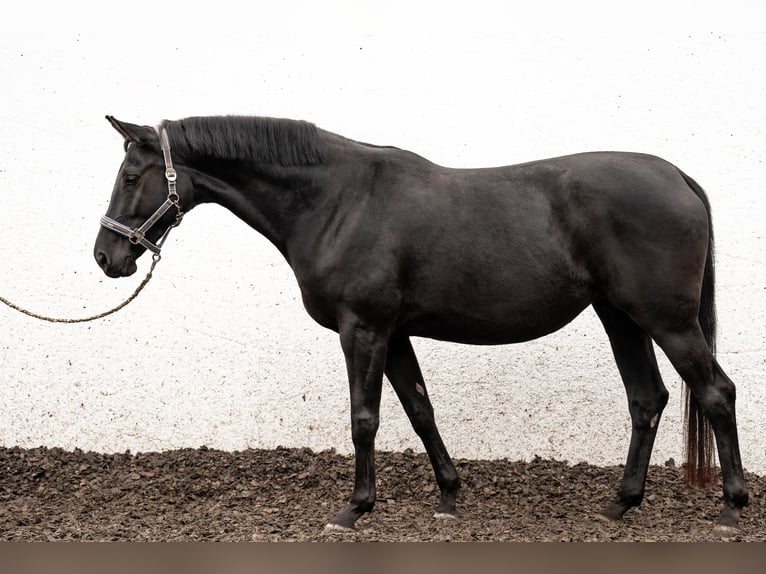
[1,3,764,472]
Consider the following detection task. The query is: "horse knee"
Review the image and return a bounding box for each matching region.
[351,409,379,445]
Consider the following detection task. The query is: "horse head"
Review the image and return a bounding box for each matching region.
[94,116,187,278]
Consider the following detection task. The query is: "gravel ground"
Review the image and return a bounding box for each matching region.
[0,445,763,541]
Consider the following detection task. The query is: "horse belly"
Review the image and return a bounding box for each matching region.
[399,260,595,345]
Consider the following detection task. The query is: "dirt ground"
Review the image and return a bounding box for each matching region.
[0,445,763,541]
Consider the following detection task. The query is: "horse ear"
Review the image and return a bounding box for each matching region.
[105,115,155,146]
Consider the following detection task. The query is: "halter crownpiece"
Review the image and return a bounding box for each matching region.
[99,128,184,257]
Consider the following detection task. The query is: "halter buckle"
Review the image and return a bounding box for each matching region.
[129,230,145,244]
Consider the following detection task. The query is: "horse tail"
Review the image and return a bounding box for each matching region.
[679,169,717,487]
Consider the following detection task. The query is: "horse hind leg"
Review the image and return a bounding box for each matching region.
[384,335,460,518]
[593,300,669,522]
[648,322,748,535]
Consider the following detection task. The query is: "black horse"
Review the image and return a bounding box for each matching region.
[94,115,748,536]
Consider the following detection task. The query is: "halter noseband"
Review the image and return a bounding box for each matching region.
[99,128,183,257]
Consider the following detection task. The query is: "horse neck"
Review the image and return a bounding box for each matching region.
[185,157,329,259]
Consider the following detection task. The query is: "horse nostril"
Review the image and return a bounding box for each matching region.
[95,250,109,269]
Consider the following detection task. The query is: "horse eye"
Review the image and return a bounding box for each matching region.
[124,174,139,186]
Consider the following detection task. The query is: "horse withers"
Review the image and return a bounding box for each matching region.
[94,115,748,536]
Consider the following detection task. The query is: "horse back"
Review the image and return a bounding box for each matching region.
[294,149,708,343]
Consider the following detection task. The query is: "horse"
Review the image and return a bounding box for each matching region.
[93,115,748,536]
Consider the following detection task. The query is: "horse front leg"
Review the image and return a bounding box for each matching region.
[325,317,389,531]
[385,334,460,518]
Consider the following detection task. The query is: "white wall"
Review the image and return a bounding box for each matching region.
[1,2,764,472]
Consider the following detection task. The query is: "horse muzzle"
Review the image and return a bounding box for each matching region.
[94,246,139,278]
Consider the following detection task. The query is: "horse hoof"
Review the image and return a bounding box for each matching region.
[712,524,741,539]
[433,511,458,520]
[597,501,627,523]
[323,522,355,534]
[595,512,618,524]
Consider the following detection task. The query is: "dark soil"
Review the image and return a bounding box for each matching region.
[0,446,763,541]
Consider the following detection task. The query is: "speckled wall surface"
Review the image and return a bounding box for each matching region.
[1,4,764,471]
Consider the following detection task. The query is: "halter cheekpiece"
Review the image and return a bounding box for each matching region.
[99,128,183,257]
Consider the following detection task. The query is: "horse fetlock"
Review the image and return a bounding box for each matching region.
[724,482,749,509]
[437,471,460,493]
[617,486,645,508]
[349,491,376,514]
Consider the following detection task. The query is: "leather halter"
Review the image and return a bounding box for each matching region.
[99,128,183,256]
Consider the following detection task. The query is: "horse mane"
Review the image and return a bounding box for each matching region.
[161,115,324,166]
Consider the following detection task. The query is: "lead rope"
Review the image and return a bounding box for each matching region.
[0,254,161,323]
